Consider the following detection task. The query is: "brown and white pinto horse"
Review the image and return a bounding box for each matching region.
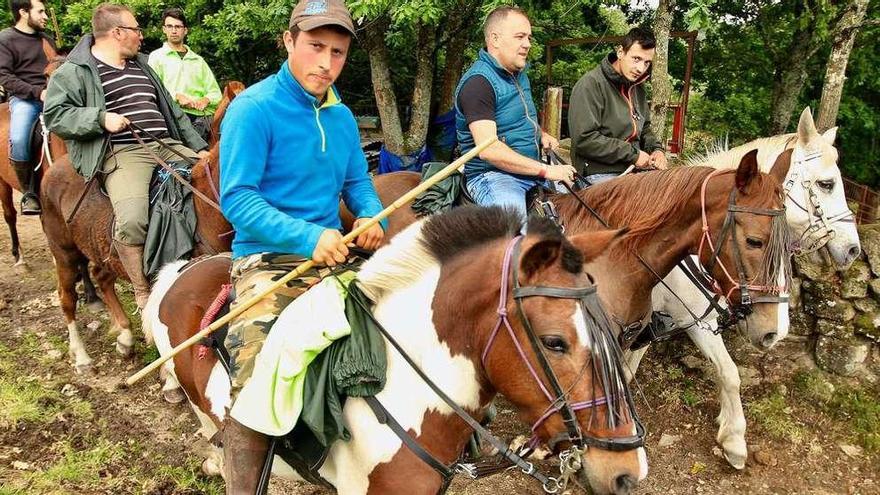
[145,207,648,495]
[38,82,242,374]
[0,41,66,266]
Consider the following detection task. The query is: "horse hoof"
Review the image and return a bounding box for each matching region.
[115,341,133,357]
[163,388,186,404]
[723,449,747,470]
[201,457,223,477]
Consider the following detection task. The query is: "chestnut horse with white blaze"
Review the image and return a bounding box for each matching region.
[145,207,649,495]
[38,82,242,374]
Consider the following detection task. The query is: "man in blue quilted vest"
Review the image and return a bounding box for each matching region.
[454,6,575,221]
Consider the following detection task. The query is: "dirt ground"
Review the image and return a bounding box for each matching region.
[0,207,878,495]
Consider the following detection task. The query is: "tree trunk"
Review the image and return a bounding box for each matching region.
[437,0,481,113]
[768,2,824,134]
[816,0,870,132]
[403,23,437,154]
[364,17,405,154]
[649,0,674,144]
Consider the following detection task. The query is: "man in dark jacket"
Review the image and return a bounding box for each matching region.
[454,6,575,222]
[44,3,208,309]
[0,0,52,214]
[568,28,666,183]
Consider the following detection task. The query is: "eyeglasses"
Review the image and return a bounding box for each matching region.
[116,25,143,34]
[163,24,185,30]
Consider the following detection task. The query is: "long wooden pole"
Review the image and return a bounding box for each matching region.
[125,136,498,387]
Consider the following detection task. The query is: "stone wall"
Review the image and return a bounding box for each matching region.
[790,225,880,377]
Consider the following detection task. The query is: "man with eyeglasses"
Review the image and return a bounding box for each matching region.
[0,0,54,214]
[43,2,208,309]
[568,27,667,184]
[148,7,221,142]
[454,6,575,224]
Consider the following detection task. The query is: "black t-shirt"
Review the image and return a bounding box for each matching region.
[0,27,56,100]
[456,75,496,125]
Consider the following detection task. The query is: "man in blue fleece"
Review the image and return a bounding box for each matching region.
[218,0,384,491]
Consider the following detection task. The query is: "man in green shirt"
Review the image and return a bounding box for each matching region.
[147,7,221,142]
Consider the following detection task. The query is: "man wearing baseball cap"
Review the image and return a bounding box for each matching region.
[218,0,385,491]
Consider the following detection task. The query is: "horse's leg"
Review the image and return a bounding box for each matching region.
[90,264,134,357]
[0,181,22,266]
[686,326,747,469]
[158,361,186,404]
[79,260,105,311]
[623,346,649,383]
[52,251,94,374]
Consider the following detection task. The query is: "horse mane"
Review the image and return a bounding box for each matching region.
[555,166,720,253]
[684,134,795,170]
[357,206,581,301]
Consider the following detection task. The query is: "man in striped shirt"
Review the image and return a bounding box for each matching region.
[44,3,208,309]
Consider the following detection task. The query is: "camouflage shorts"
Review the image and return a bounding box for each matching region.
[225,253,331,393]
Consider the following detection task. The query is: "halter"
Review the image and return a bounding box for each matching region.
[782,145,855,254]
[696,169,789,320]
[482,236,645,455]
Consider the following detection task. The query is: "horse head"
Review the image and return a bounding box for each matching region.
[475,216,647,494]
[783,107,860,269]
[700,150,792,350]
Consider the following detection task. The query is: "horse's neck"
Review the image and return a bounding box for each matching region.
[590,213,703,325]
[190,154,231,253]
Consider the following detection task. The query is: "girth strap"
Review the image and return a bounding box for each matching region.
[364,396,456,482]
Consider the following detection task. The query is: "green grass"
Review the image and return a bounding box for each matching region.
[748,391,804,444]
[38,438,127,489]
[154,459,225,495]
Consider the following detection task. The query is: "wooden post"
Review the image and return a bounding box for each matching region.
[543,87,563,140]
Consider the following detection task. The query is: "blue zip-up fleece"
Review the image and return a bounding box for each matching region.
[220,62,385,259]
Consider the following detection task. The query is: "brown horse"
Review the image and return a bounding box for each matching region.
[0,41,66,266]
[145,206,648,495]
[356,151,791,353]
[39,82,242,374]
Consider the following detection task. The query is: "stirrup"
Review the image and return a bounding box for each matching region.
[20,194,41,215]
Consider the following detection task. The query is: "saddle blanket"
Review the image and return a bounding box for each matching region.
[231,271,357,436]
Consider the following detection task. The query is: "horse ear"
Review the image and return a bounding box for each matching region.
[797,107,819,144]
[821,126,838,145]
[735,149,760,192]
[568,228,628,263]
[769,149,792,184]
[519,239,562,278]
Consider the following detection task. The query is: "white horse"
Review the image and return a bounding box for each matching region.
[633,107,859,469]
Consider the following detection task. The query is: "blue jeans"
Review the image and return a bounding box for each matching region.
[8,96,42,162]
[466,171,541,223]
[586,173,619,184]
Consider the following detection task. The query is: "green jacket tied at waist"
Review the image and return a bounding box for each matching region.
[43,34,207,180]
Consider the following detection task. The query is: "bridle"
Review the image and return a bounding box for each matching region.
[694,169,789,323]
[483,236,645,455]
[781,143,855,254]
[340,234,644,494]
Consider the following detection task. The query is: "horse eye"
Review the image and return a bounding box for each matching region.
[816,179,835,192]
[746,237,764,249]
[540,335,568,353]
